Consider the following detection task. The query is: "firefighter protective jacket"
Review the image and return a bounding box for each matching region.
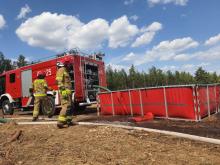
[33,79,48,97]
[56,67,72,90]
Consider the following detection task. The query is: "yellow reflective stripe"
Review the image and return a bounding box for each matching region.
[56,77,63,80]
[58,115,66,122]
[34,94,47,97]
[35,79,46,83]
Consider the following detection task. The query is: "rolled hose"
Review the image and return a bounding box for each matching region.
[92,85,111,92]
[0,118,10,123]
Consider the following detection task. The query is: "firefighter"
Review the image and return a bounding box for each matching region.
[30,71,48,121]
[56,61,74,128]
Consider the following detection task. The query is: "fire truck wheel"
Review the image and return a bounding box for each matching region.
[41,96,55,118]
[2,100,14,115]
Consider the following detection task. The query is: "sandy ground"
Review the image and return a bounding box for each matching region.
[0,121,220,165]
[1,108,220,165]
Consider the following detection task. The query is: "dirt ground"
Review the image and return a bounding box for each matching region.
[0,122,220,165]
[80,112,220,139]
[1,108,220,165]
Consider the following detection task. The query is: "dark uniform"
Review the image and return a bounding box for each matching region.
[56,66,73,127]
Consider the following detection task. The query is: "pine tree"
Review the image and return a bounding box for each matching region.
[128,65,136,88]
[0,52,13,74]
[17,55,28,68]
[195,67,209,84]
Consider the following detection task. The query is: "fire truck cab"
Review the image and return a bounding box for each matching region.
[0,52,106,116]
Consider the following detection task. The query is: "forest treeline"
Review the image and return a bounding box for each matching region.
[1,51,219,91]
[0,52,28,74]
[106,65,220,90]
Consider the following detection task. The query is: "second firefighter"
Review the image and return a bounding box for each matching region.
[56,61,74,128]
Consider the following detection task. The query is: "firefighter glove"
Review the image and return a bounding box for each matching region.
[61,89,71,98]
[61,90,68,98]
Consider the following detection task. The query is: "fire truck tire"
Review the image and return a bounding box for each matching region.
[2,100,14,115]
[41,96,55,118]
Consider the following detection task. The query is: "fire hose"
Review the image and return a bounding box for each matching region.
[92,85,111,92]
[0,118,10,123]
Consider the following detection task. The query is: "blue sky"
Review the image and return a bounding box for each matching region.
[0,0,220,74]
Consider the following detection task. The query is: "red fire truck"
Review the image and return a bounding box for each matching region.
[0,52,107,116]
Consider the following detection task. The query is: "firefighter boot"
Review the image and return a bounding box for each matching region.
[32,117,38,121]
[57,115,67,128]
[66,117,74,126]
[66,107,74,126]
[57,121,65,128]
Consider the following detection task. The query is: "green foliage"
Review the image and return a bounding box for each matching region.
[106,65,220,90]
[195,67,209,84]
[17,54,28,68]
[0,52,13,74]
[0,52,29,74]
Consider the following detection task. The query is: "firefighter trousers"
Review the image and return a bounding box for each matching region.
[33,96,46,118]
[58,94,73,124]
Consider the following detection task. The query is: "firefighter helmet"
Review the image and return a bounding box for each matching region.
[57,61,65,67]
[57,60,70,67]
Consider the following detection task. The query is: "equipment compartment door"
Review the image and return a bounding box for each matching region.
[21,70,32,97]
[84,63,99,101]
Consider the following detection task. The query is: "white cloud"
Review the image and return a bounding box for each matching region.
[132,32,155,47]
[173,53,191,61]
[17,4,31,20]
[161,63,210,74]
[124,37,199,65]
[16,12,109,52]
[154,37,199,52]
[181,64,195,70]
[15,12,164,51]
[132,22,162,47]
[204,33,220,46]
[121,38,220,70]
[148,0,188,6]
[124,0,134,5]
[108,15,139,48]
[17,13,146,51]
[181,62,210,71]
[0,14,6,29]
[141,22,162,32]
[122,52,136,61]
[67,18,109,50]
[193,45,220,60]
[160,65,177,72]
[129,15,139,21]
[107,63,129,71]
